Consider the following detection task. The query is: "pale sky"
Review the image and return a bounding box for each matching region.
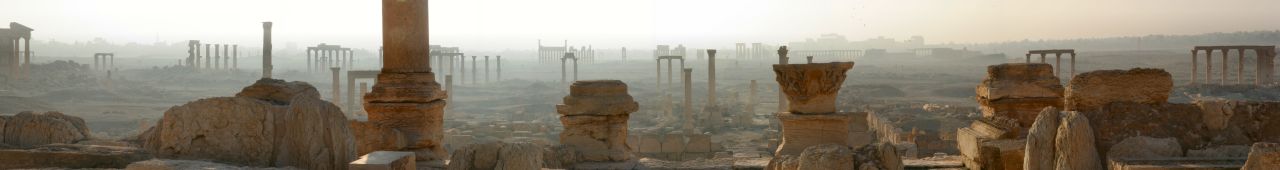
[3,0,1278,51]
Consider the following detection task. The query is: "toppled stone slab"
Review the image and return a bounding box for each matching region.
[1,111,92,148]
[1024,107,1060,170]
[1054,111,1102,170]
[140,78,356,170]
[1064,68,1172,111]
[350,151,415,170]
[0,144,152,169]
[1108,157,1245,170]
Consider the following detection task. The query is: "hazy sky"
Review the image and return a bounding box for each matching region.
[3,0,1278,51]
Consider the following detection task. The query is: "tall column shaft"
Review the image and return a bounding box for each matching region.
[363,0,447,163]
[1207,50,1214,83]
[380,0,431,73]
[263,22,272,78]
[1222,50,1228,85]
[1192,50,1198,84]
[1239,49,1245,84]
[496,56,501,81]
[484,56,489,84]
[331,67,341,106]
[682,68,694,134]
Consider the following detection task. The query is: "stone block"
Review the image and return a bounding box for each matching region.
[1064,68,1172,111]
[661,134,685,153]
[848,112,869,132]
[774,112,851,156]
[0,144,152,169]
[977,139,1025,170]
[349,151,415,170]
[639,134,663,154]
[1244,142,1280,170]
[847,131,872,148]
[686,134,712,153]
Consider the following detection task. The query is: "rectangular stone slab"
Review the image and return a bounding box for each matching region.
[349,151,416,170]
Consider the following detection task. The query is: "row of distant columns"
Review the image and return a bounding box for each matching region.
[184,41,238,71]
[447,55,501,85]
[655,56,686,91]
[1190,46,1277,85]
[306,47,354,73]
[9,36,31,78]
[92,53,114,71]
[1024,50,1077,80]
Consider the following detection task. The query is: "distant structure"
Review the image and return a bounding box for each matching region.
[262,22,272,78]
[538,40,568,64]
[1026,49,1077,81]
[1,22,34,78]
[1190,46,1277,86]
[306,44,353,73]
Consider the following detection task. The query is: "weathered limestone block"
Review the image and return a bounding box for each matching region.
[774,112,851,156]
[350,120,407,156]
[1196,100,1237,131]
[661,134,685,154]
[0,144,152,169]
[1106,136,1182,159]
[1054,111,1103,170]
[1188,145,1251,157]
[141,79,355,170]
[127,159,299,170]
[362,71,448,163]
[1,111,91,148]
[446,142,543,170]
[977,139,1024,170]
[555,80,637,163]
[975,63,1063,127]
[638,133,662,154]
[1024,107,1060,170]
[686,134,712,153]
[796,144,856,170]
[772,62,854,114]
[236,78,320,104]
[350,151,415,170]
[1064,68,1172,111]
[1243,142,1279,170]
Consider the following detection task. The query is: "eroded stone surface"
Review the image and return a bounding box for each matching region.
[1106,136,1182,159]
[774,112,851,156]
[1,111,91,148]
[446,142,543,170]
[555,80,636,163]
[975,63,1063,128]
[140,79,355,170]
[1053,111,1102,170]
[1024,107,1060,170]
[1064,68,1172,111]
[0,144,152,169]
[350,151,415,170]
[772,62,854,114]
[1243,142,1280,170]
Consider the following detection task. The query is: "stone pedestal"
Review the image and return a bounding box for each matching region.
[349,151,416,170]
[556,80,638,163]
[774,112,852,156]
[360,0,446,167]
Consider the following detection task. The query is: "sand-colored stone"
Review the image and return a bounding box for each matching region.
[1107,136,1182,159]
[555,80,637,163]
[976,139,1024,170]
[446,142,543,170]
[126,159,300,170]
[350,151,415,170]
[796,144,856,170]
[774,112,852,156]
[362,0,448,165]
[686,134,712,153]
[1243,142,1280,170]
[1024,107,1060,170]
[771,62,854,114]
[349,120,408,156]
[1054,111,1103,170]
[141,79,355,170]
[975,63,1063,127]
[1064,68,1172,111]
[1,111,91,148]
[0,144,152,169]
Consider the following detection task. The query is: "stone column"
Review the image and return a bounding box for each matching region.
[656,59,662,91]
[1070,53,1076,81]
[262,22,273,78]
[770,62,855,158]
[1039,53,1046,63]
[214,45,221,70]
[332,67,342,106]
[470,56,476,84]
[556,80,638,163]
[233,45,238,70]
[362,0,447,165]
[561,56,567,84]
[1192,50,1198,84]
[708,50,718,109]
[496,56,501,81]
[1025,53,1031,63]
[777,46,789,113]
[445,75,453,111]
[93,54,99,70]
[23,38,30,78]
[1207,49,1214,84]
[1055,53,1062,78]
[744,80,758,127]
[1239,49,1245,84]
[110,54,115,70]
[806,56,813,64]
[484,56,489,84]
[1222,49,1229,85]
[307,49,313,73]
[573,58,579,81]
[667,58,673,89]
[347,72,356,113]
[682,68,695,134]
[460,56,466,85]
[187,41,196,68]
[205,44,211,69]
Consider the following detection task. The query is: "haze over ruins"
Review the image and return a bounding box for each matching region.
[1,0,1280,169]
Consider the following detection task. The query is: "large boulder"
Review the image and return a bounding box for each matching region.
[140,78,355,170]
[235,78,321,104]
[1064,68,1172,111]
[0,144,153,169]
[1,111,92,148]
[446,141,544,170]
[1053,111,1102,170]
[1106,136,1182,159]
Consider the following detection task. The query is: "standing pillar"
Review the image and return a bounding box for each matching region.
[331,67,341,106]
[496,56,502,81]
[214,45,221,70]
[555,80,638,163]
[110,54,115,70]
[187,41,196,68]
[708,50,720,129]
[1192,50,1198,84]
[1207,49,1214,84]
[445,75,453,111]
[806,56,813,64]
[744,80,758,127]
[93,54,99,70]
[769,62,855,160]
[1239,49,1245,84]
[561,57,567,83]
[682,68,695,134]
[23,38,30,78]
[656,59,662,91]
[1070,53,1077,81]
[362,0,447,164]
[484,56,489,84]
[460,56,466,85]
[233,45,238,70]
[1025,53,1030,63]
[1055,53,1062,78]
[1222,49,1229,85]
[777,46,789,112]
[307,49,313,73]
[573,58,578,81]
[470,56,476,85]
[347,72,356,113]
[667,58,673,88]
[205,44,211,69]
[262,22,273,78]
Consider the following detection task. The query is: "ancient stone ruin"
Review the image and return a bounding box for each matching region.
[552,80,639,168]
